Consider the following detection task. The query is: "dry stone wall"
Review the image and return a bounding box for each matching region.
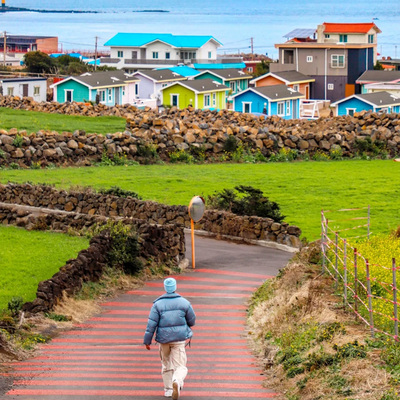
[1,105,400,167]
[0,184,302,248]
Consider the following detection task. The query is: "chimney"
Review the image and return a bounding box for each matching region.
[2,0,5,8]
[316,24,325,43]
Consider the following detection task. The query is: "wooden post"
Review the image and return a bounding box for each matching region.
[393,258,398,340]
[344,239,348,308]
[366,259,375,338]
[321,210,325,273]
[354,248,358,318]
[335,232,339,290]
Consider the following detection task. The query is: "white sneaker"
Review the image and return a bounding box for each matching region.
[172,381,180,400]
[164,389,173,397]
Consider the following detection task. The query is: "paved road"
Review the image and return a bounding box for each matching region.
[4,235,292,399]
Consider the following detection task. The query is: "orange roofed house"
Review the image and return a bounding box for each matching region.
[271,22,381,102]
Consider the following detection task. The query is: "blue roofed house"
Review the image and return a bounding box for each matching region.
[51,71,140,106]
[331,91,400,116]
[192,69,252,108]
[101,33,222,71]
[232,85,305,119]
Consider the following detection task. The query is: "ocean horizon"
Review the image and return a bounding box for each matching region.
[1,0,400,59]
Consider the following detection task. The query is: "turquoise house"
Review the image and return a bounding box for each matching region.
[193,69,252,105]
[51,71,139,105]
[331,91,400,116]
[232,85,304,119]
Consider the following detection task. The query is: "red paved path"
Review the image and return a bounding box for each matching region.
[4,236,292,399]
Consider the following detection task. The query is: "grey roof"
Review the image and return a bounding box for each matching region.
[355,91,400,107]
[357,70,400,83]
[100,57,121,64]
[134,69,186,82]
[284,28,316,39]
[196,68,251,81]
[248,85,304,100]
[269,70,314,83]
[1,77,47,83]
[171,79,229,93]
[57,71,139,88]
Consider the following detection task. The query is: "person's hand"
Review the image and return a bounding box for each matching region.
[145,345,151,350]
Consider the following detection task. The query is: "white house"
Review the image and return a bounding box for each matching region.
[1,77,47,101]
[102,33,222,71]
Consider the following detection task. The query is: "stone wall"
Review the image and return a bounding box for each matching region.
[0,184,302,248]
[1,106,399,167]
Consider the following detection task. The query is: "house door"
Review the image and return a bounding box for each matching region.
[132,51,137,59]
[115,87,120,105]
[293,100,297,119]
[243,102,251,113]
[305,85,309,99]
[65,90,73,102]
[171,94,178,107]
[21,84,28,97]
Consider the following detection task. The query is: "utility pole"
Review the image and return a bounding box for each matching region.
[3,31,6,67]
[94,36,98,71]
[250,37,254,56]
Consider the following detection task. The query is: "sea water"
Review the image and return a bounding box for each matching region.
[1,0,399,58]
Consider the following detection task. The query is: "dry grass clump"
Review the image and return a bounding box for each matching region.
[247,242,398,400]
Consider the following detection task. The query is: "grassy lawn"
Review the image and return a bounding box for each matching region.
[0,108,126,135]
[1,159,399,241]
[0,225,89,310]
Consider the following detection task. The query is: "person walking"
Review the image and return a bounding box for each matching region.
[144,277,196,399]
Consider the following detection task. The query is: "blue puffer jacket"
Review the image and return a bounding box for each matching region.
[143,293,196,345]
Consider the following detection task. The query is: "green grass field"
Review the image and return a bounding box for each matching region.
[0,225,89,310]
[0,108,126,135]
[1,159,399,240]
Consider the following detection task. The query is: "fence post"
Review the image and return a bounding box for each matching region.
[393,258,398,341]
[366,259,375,338]
[354,248,358,319]
[321,210,325,273]
[367,205,370,239]
[343,239,347,309]
[335,232,339,291]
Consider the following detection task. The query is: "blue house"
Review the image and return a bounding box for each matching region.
[51,71,139,105]
[232,85,304,119]
[331,91,400,116]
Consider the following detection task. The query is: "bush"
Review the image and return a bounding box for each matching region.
[169,149,194,164]
[207,185,285,223]
[99,186,141,199]
[12,135,24,148]
[223,135,239,153]
[8,296,24,318]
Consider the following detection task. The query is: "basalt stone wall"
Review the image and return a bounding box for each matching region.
[0,204,185,265]
[1,107,400,167]
[0,184,302,248]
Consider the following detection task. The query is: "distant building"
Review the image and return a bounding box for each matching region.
[102,33,222,71]
[271,22,381,102]
[1,77,47,101]
[356,70,400,93]
[0,35,58,57]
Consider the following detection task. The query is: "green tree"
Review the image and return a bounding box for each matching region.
[374,61,384,70]
[23,51,55,73]
[254,60,270,77]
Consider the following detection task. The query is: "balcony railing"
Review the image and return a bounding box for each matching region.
[123,58,241,65]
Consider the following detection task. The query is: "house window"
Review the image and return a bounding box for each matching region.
[248,67,253,73]
[131,51,137,59]
[283,49,294,64]
[33,86,40,96]
[331,54,345,68]
[193,52,196,59]
[153,52,159,59]
[165,52,170,59]
[243,102,251,113]
[277,101,284,116]
[346,108,356,116]
[7,87,14,96]
[293,84,299,92]
[65,90,73,102]
[286,100,290,115]
[204,94,211,107]
[368,34,374,44]
[208,51,212,59]
[212,92,216,106]
[135,84,139,96]
[230,81,236,93]
[328,83,334,90]
[117,51,124,58]
[339,34,348,43]
[97,90,105,102]
[306,56,313,63]
[379,107,390,114]
[325,34,330,39]
[108,88,112,102]
[162,83,168,88]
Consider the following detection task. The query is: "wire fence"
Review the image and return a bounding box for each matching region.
[321,207,399,341]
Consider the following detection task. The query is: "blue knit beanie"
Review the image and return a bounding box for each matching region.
[164,278,177,293]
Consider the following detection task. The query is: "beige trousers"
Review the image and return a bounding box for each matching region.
[159,340,188,391]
